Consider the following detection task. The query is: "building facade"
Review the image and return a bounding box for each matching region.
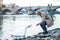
[0,0,3,8]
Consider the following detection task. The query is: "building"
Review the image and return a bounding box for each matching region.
[0,0,3,8]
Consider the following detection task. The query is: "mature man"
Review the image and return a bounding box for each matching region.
[35,9,54,34]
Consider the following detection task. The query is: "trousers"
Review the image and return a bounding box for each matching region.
[40,20,48,34]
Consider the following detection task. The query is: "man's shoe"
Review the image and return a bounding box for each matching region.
[42,32,48,34]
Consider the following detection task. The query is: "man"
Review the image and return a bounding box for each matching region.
[35,9,54,34]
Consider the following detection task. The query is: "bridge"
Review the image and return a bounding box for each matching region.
[2,6,60,14]
[2,6,60,10]
[2,5,60,14]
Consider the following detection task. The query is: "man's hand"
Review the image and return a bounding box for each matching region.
[36,23,40,26]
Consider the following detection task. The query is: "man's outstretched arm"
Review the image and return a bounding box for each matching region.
[36,23,40,26]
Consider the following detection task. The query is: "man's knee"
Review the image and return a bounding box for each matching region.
[40,23,43,27]
[40,21,47,26]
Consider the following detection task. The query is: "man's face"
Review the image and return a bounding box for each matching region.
[36,12,41,16]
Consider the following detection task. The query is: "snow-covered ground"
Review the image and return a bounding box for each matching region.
[1,14,60,40]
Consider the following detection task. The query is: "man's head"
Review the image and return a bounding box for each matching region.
[35,12,41,16]
[35,9,47,16]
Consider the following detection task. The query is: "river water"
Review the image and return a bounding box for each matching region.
[0,14,60,40]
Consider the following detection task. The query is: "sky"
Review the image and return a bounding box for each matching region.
[3,0,60,7]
